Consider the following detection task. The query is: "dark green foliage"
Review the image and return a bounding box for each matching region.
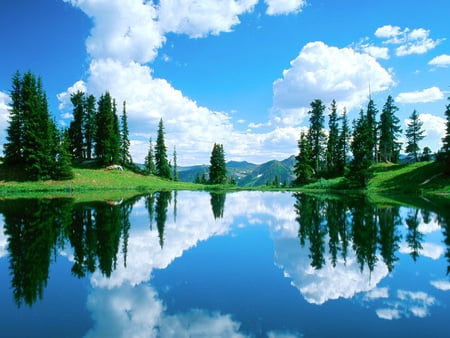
[440,97,450,174]
[68,91,85,161]
[84,94,97,160]
[347,110,373,187]
[421,147,432,161]
[95,92,120,165]
[366,97,379,161]
[210,192,226,219]
[336,108,350,176]
[326,100,340,176]
[294,132,314,185]
[209,143,227,184]
[53,129,74,180]
[3,71,65,180]
[154,118,172,179]
[120,101,133,166]
[379,95,402,163]
[405,110,425,162]
[144,137,156,175]
[172,146,179,181]
[308,99,327,174]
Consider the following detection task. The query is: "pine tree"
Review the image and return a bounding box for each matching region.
[120,101,133,166]
[405,110,425,162]
[294,131,314,185]
[440,97,450,173]
[326,99,340,176]
[347,109,373,187]
[84,94,96,160]
[144,137,156,175]
[336,108,350,176]
[68,91,85,161]
[172,145,179,181]
[53,129,74,180]
[154,118,171,179]
[366,97,379,162]
[379,95,402,163]
[4,71,23,165]
[209,143,227,184]
[95,92,120,165]
[308,99,326,175]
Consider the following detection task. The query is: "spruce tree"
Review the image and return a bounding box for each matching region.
[172,145,179,181]
[84,94,97,160]
[347,109,373,187]
[379,95,402,163]
[209,143,227,184]
[53,129,74,180]
[405,110,425,162]
[294,131,314,185]
[95,92,120,165]
[336,108,350,176]
[4,71,23,165]
[144,137,156,175]
[120,101,133,166]
[68,91,85,161]
[366,97,379,161]
[441,97,450,173]
[308,99,326,175]
[154,118,172,179]
[326,99,340,176]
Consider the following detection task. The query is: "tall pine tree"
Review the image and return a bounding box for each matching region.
[144,137,156,175]
[154,118,171,179]
[294,131,314,185]
[379,95,402,163]
[336,108,350,176]
[120,101,132,166]
[366,97,379,162]
[84,94,97,160]
[308,99,326,175]
[326,99,340,176]
[209,143,227,184]
[95,92,120,165]
[405,110,425,162]
[68,91,85,161]
[440,97,450,174]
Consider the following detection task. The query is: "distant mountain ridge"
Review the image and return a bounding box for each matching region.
[178,155,296,187]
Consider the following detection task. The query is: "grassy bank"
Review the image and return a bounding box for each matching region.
[300,161,450,195]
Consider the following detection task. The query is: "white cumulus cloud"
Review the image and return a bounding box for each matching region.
[395,86,444,104]
[429,54,450,68]
[272,41,394,118]
[265,0,306,15]
[375,25,444,56]
[158,0,258,37]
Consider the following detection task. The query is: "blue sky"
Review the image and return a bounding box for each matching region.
[1,0,449,165]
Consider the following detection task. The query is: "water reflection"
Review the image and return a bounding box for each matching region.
[0,191,449,337]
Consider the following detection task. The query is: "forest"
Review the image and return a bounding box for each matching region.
[2,71,450,188]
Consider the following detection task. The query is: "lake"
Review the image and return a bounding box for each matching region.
[0,191,449,337]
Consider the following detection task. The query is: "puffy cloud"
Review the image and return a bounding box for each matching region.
[157,0,258,37]
[265,0,306,15]
[364,287,389,300]
[419,113,446,152]
[0,91,10,144]
[360,45,390,60]
[64,0,164,63]
[395,86,444,104]
[375,25,444,56]
[399,241,445,260]
[376,290,436,320]
[430,280,450,291]
[272,41,394,118]
[56,80,87,111]
[428,54,450,68]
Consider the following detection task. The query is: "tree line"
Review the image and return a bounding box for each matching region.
[294,94,448,187]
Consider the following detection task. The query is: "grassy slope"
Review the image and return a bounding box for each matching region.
[300,161,450,195]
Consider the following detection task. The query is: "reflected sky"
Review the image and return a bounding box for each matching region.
[1,191,449,337]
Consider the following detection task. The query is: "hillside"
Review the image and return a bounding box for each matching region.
[178,156,295,187]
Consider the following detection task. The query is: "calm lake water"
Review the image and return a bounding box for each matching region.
[0,191,449,338]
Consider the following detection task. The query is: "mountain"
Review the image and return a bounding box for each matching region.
[177,156,296,187]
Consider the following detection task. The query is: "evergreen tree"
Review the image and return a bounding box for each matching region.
[347,109,373,187]
[308,99,326,175]
[144,137,156,175]
[95,92,120,165]
[120,101,133,166]
[4,71,23,165]
[294,131,314,185]
[84,94,97,160]
[172,145,179,181]
[422,147,432,161]
[405,110,425,162]
[68,91,85,161]
[326,99,340,176]
[366,97,379,161]
[209,143,227,184]
[379,95,402,163]
[441,97,450,173]
[336,108,350,176]
[53,129,74,180]
[154,118,172,179]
